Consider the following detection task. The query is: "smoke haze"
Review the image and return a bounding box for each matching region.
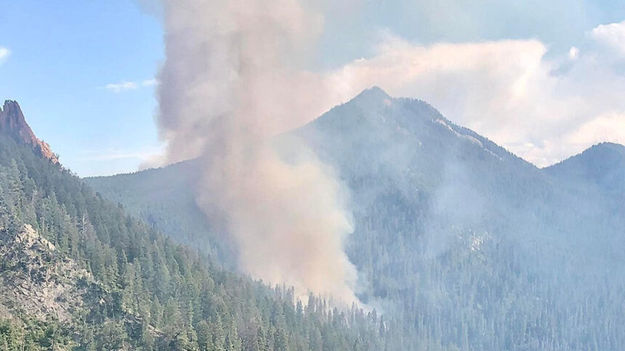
[156,0,359,302]
[152,0,625,304]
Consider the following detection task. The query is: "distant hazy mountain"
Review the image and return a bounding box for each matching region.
[545,142,625,203]
[86,158,237,267]
[87,88,625,350]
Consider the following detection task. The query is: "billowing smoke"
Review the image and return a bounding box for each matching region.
[156,0,359,302]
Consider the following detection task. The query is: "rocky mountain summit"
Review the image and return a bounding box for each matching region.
[0,100,58,164]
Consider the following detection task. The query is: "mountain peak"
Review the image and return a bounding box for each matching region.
[0,100,58,163]
[587,142,625,155]
[352,86,392,103]
[578,142,625,172]
[545,142,625,192]
[554,142,625,169]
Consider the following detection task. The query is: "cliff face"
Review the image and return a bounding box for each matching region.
[0,100,58,163]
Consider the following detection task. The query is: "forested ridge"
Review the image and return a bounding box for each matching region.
[90,88,625,351]
[0,132,402,350]
[299,89,625,350]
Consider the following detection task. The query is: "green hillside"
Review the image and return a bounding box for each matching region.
[0,132,398,350]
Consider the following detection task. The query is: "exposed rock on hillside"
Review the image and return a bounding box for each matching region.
[0,100,58,163]
[0,224,90,322]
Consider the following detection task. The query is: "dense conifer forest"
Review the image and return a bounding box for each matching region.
[89,90,625,351]
[0,134,403,350]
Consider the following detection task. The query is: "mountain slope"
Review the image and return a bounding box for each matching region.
[86,159,235,267]
[296,87,625,349]
[545,142,625,202]
[0,103,394,351]
[87,88,625,350]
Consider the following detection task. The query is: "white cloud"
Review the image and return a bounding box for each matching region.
[316,29,625,167]
[590,20,625,56]
[141,78,159,87]
[564,113,625,147]
[0,47,10,64]
[104,78,158,93]
[104,81,138,93]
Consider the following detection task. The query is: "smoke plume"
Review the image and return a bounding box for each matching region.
[156,0,359,302]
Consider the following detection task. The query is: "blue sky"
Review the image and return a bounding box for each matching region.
[1,0,625,175]
[0,0,162,176]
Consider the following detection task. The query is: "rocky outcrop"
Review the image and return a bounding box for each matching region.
[0,100,59,163]
[0,224,90,322]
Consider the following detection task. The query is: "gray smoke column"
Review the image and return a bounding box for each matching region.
[156,0,359,303]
